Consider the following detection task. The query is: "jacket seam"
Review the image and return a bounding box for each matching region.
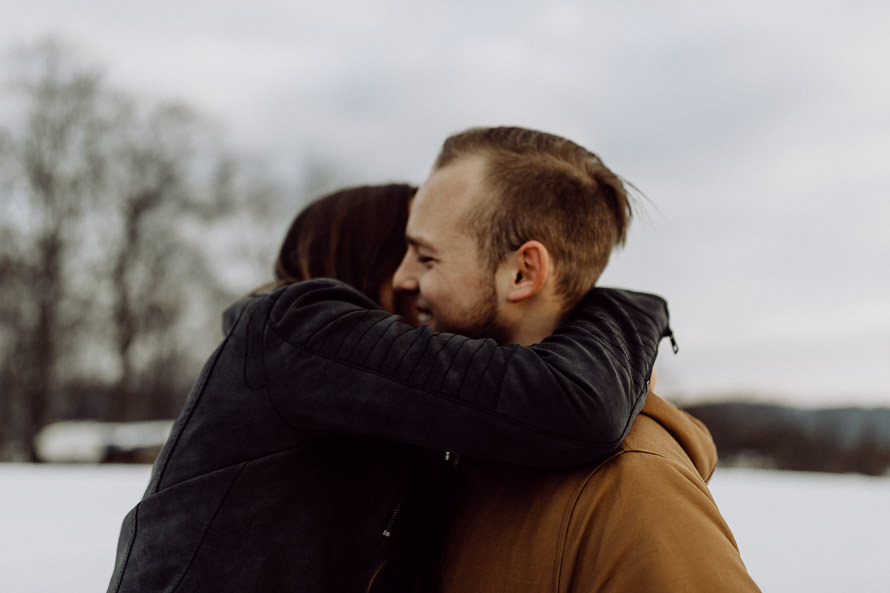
[419,332,456,390]
[555,446,707,588]
[395,323,429,378]
[153,441,324,492]
[150,343,227,493]
[363,314,404,369]
[347,311,388,362]
[454,338,489,405]
[433,334,467,394]
[337,310,374,358]
[299,305,366,352]
[470,341,500,404]
[492,344,518,406]
[553,446,624,591]
[170,462,249,593]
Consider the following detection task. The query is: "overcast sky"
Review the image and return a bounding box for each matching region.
[5,0,889,406]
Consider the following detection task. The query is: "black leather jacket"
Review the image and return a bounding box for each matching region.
[107,279,673,593]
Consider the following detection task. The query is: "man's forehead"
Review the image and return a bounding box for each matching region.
[406,156,487,249]
[412,157,486,216]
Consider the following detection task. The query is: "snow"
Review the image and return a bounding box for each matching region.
[1,464,888,592]
[708,468,890,592]
[0,464,150,593]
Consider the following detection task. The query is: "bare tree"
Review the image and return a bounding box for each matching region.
[98,99,241,420]
[0,37,287,459]
[0,38,107,459]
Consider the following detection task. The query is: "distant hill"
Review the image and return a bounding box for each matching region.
[681,402,890,476]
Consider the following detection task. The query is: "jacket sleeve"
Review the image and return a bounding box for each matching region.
[258,279,671,467]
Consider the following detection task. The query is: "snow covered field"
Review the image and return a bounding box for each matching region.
[1,463,888,592]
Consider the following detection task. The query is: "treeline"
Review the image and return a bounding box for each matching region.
[682,402,890,476]
[0,38,327,461]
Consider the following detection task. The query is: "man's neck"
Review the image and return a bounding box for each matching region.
[509,308,563,346]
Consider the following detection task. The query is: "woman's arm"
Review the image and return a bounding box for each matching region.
[260,279,673,468]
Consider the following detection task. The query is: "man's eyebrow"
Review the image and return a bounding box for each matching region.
[405,235,436,252]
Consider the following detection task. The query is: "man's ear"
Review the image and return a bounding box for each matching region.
[506,240,550,303]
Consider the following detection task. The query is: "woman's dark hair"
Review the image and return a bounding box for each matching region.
[273,183,416,305]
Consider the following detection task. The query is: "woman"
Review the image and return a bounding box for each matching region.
[107,184,672,593]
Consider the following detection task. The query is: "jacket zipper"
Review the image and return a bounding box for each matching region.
[381,498,403,537]
[381,450,457,537]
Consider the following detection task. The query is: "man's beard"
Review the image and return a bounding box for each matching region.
[437,276,513,345]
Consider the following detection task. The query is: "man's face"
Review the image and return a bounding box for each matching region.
[393,156,512,343]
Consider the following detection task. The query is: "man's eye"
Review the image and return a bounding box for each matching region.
[418,255,434,264]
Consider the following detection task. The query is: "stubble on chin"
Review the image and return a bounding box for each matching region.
[436,279,513,345]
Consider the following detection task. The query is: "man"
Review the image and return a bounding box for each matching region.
[393,126,761,592]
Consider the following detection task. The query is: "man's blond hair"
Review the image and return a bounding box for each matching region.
[434,126,632,309]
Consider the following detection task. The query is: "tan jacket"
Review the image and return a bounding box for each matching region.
[437,394,761,593]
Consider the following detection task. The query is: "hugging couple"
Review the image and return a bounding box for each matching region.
[107,126,760,593]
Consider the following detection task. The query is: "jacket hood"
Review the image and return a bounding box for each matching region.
[638,393,718,482]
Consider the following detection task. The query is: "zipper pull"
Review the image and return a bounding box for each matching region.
[666,328,679,354]
[382,499,403,537]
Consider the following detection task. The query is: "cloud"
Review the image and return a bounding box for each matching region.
[3,0,888,404]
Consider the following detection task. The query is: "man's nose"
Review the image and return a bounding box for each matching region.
[392,252,417,292]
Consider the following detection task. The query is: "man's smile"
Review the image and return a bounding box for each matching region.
[415,306,432,325]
